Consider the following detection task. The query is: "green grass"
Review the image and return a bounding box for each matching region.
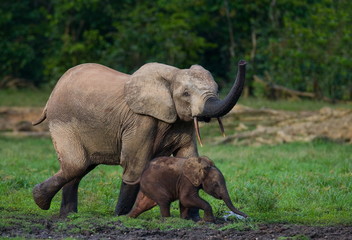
[0,136,351,233]
[201,139,352,225]
[0,88,51,107]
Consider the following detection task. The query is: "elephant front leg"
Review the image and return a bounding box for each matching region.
[179,202,190,219]
[180,195,215,223]
[115,182,140,215]
[115,117,157,216]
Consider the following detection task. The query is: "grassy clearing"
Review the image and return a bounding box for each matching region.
[202,139,352,225]
[0,136,351,233]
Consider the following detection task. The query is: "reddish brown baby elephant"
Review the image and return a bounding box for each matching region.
[128,156,247,222]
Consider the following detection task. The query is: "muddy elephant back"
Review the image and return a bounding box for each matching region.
[148,157,186,172]
[140,157,186,185]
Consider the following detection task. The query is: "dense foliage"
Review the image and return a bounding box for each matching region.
[1,0,351,100]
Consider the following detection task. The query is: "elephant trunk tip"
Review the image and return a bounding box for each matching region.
[238,60,247,66]
[222,193,248,219]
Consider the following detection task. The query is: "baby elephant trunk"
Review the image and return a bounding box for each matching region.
[221,190,248,218]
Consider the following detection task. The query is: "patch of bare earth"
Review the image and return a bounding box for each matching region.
[211,105,352,146]
[0,107,49,136]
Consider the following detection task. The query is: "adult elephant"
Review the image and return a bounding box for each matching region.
[32,60,246,218]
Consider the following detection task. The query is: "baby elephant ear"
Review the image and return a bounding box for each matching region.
[183,157,212,187]
[125,63,179,124]
[199,156,215,167]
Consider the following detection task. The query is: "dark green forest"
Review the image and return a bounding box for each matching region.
[1,0,351,100]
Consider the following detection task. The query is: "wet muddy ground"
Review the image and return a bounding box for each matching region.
[1,217,352,239]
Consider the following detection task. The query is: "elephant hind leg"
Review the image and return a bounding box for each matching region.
[33,162,91,210]
[34,164,91,210]
[33,172,67,210]
[128,191,157,218]
[159,202,171,218]
[59,164,97,217]
[33,134,89,211]
[34,124,92,211]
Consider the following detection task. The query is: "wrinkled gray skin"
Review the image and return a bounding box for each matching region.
[128,156,248,222]
[32,61,246,217]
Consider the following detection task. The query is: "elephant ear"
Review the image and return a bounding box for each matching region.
[199,156,215,167]
[125,63,179,123]
[183,157,213,187]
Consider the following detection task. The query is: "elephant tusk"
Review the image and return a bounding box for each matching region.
[217,117,226,137]
[194,117,203,147]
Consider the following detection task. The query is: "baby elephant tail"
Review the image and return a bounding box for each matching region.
[32,108,47,126]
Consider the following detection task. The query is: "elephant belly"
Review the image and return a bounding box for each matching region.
[49,119,121,166]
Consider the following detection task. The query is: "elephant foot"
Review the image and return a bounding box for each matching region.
[33,183,52,210]
[59,209,76,218]
[115,182,140,216]
[187,208,201,222]
[59,203,78,217]
[203,216,216,223]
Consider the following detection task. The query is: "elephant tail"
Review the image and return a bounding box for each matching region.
[32,107,47,126]
[33,89,54,126]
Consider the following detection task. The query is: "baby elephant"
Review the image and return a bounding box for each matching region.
[128,156,247,222]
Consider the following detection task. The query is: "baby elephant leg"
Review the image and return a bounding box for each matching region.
[180,195,215,223]
[128,191,157,218]
[179,202,190,219]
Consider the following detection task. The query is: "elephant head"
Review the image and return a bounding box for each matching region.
[124,60,246,144]
[183,156,248,218]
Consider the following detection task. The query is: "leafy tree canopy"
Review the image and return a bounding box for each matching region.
[0,0,351,100]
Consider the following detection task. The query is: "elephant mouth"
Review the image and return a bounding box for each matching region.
[197,116,211,122]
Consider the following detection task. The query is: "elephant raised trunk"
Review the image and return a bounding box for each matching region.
[199,60,246,119]
[194,60,246,146]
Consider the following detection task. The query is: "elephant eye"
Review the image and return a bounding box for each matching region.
[183,91,190,97]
